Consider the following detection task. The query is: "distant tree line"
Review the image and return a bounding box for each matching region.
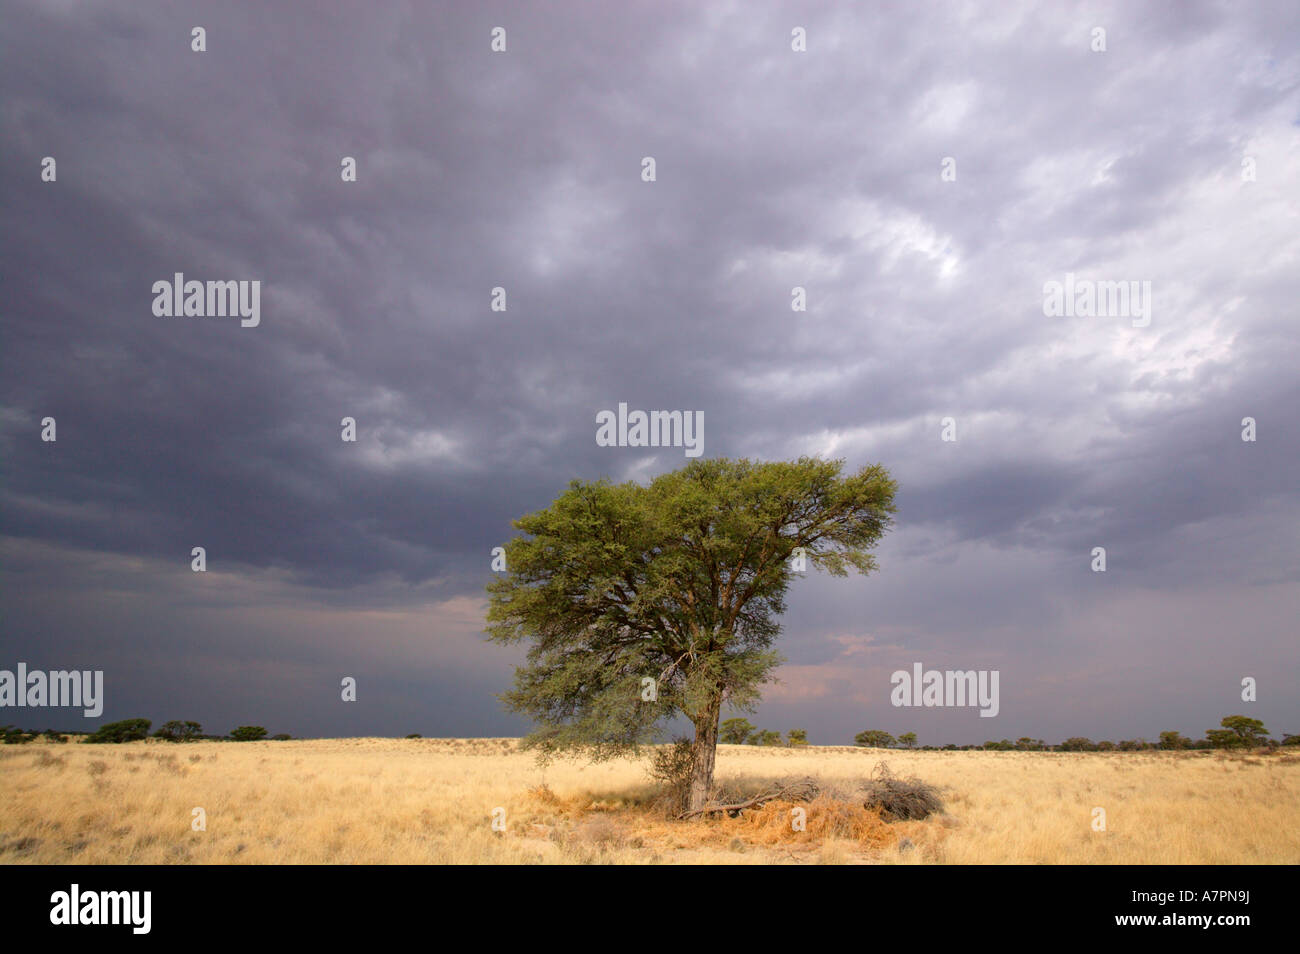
[714,715,1289,752]
[850,717,1288,751]
[720,718,808,748]
[6,714,1289,750]
[0,718,292,744]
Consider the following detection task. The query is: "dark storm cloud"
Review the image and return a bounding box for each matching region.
[1,0,1297,742]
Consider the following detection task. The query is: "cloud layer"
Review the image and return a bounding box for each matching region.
[2,0,1297,744]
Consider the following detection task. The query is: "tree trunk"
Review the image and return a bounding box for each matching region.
[687,692,723,813]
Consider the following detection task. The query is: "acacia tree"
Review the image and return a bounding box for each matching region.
[720,717,756,745]
[154,720,202,742]
[1206,715,1270,749]
[486,456,896,812]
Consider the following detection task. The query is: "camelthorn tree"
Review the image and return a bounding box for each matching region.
[486,456,896,812]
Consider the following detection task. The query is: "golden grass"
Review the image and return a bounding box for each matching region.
[0,739,1296,864]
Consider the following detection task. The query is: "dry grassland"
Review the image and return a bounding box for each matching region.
[2,738,1296,864]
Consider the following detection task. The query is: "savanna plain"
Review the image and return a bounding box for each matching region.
[1,738,1296,865]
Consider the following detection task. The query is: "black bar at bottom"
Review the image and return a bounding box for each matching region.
[0,863,1281,941]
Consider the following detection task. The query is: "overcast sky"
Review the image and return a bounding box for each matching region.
[2,0,1297,745]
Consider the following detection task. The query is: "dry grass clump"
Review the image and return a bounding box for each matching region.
[715,796,898,848]
[34,750,66,769]
[570,815,627,849]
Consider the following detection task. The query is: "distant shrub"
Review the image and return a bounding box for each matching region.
[405,733,422,739]
[1058,738,1095,751]
[229,726,268,742]
[154,720,202,743]
[85,719,151,744]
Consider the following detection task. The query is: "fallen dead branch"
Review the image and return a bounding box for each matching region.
[677,777,819,819]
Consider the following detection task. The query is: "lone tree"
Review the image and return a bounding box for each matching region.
[486,456,896,813]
